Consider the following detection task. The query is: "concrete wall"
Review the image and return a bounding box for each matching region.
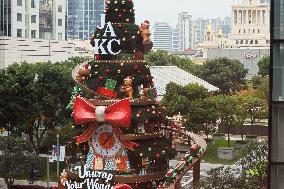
[207,48,270,78]
[0,36,74,68]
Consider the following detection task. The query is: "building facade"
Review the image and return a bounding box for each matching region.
[171,28,179,51]
[67,0,105,40]
[229,0,270,47]
[0,36,74,68]
[152,22,172,51]
[0,0,66,40]
[270,0,284,188]
[177,12,194,51]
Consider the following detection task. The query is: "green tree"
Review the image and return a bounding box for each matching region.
[200,57,248,93]
[187,97,218,138]
[214,95,238,147]
[0,137,36,189]
[235,96,248,141]
[243,96,268,127]
[257,56,270,77]
[161,82,208,115]
[145,50,201,75]
[254,76,269,104]
[0,57,85,155]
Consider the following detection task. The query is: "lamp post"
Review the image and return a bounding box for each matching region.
[57,134,60,187]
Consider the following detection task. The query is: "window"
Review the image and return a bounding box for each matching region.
[58,5,62,12]
[274,0,284,39]
[31,30,36,38]
[243,29,246,33]
[17,29,22,37]
[31,0,35,8]
[250,40,253,44]
[58,19,62,26]
[31,15,36,23]
[253,29,255,33]
[58,33,62,40]
[17,13,22,22]
[258,29,260,33]
[255,40,258,44]
[271,104,284,162]
[17,0,22,6]
[239,29,241,33]
[272,43,284,101]
[245,40,248,44]
[240,40,243,44]
[271,165,284,189]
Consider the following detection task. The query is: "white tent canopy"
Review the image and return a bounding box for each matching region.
[150,66,219,100]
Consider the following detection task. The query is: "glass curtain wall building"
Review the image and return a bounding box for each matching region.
[67,0,105,40]
[270,0,284,188]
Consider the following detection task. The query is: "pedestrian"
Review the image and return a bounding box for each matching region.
[29,166,35,184]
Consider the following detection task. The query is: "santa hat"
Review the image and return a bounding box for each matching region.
[143,20,150,25]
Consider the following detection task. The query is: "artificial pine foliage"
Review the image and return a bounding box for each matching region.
[67,0,178,188]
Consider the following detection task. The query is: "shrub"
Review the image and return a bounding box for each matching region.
[235,140,249,144]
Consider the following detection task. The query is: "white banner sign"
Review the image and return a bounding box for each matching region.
[52,145,65,162]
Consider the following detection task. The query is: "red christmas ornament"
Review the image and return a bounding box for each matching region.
[98,76,104,81]
[123,8,126,12]
[105,68,110,73]
[119,14,122,18]
[134,65,139,70]
[153,142,157,146]
[155,153,160,159]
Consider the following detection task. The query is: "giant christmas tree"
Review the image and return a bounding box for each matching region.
[64,0,178,188]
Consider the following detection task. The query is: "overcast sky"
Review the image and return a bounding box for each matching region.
[134,0,233,27]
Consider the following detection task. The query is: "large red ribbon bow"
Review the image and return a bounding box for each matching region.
[73,96,138,150]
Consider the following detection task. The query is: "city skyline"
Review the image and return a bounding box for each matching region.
[135,0,232,27]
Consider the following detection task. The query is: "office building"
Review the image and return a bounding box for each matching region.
[67,0,105,40]
[270,0,284,188]
[229,0,270,47]
[0,0,66,40]
[177,12,194,51]
[172,28,179,51]
[152,22,172,51]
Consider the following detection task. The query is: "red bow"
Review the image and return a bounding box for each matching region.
[73,97,138,150]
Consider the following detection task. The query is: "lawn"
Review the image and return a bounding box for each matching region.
[202,140,240,165]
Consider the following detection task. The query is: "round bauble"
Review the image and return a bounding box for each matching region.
[114,1,117,4]
[148,147,152,152]
[115,8,118,11]
[155,153,160,159]
[126,18,130,22]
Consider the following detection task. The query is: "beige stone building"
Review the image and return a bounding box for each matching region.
[229,0,270,47]
[198,0,270,55]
